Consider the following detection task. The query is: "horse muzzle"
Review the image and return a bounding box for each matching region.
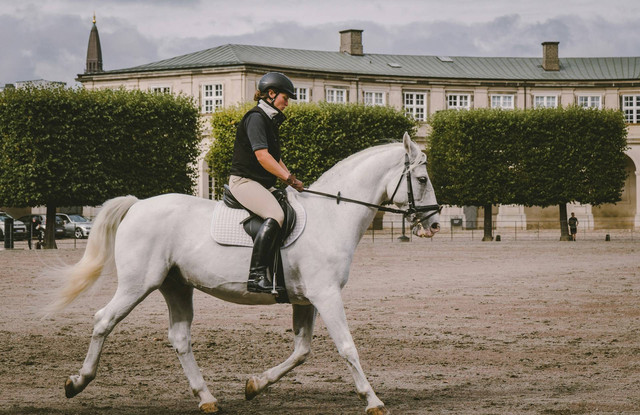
[413,221,440,238]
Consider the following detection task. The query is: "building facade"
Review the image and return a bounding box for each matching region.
[77,27,640,229]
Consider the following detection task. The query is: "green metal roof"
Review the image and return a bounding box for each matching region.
[92,44,640,81]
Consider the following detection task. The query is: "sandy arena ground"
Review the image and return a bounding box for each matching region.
[0,238,639,414]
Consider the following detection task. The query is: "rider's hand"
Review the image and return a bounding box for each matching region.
[286,174,304,192]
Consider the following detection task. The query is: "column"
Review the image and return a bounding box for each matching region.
[496,204,527,229]
[635,171,640,229]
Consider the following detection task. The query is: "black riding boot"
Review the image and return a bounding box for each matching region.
[247,218,281,293]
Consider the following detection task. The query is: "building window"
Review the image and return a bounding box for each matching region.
[202,84,223,113]
[293,87,309,102]
[490,94,514,110]
[622,95,640,123]
[577,95,601,109]
[150,86,171,94]
[534,95,557,108]
[364,91,385,106]
[447,94,471,110]
[403,92,426,121]
[326,87,347,103]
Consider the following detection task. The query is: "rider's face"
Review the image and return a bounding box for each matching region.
[269,90,289,111]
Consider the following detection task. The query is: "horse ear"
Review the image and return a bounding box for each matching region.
[402,132,420,160]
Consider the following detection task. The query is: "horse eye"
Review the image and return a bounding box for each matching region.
[417,177,428,185]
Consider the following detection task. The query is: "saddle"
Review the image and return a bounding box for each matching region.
[222,185,297,242]
[221,185,296,303]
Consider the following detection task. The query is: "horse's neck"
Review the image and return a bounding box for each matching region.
[303,146,403,247]
[313,146,402,202]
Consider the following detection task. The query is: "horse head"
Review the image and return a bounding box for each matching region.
[386,132,441,238]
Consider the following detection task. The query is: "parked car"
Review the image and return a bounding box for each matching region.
[0,212,28,241]
[17,214,65,239]
[56,213,93,239]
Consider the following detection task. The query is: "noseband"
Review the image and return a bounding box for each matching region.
[301,154,441,221]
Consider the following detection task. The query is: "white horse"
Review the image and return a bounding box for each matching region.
[54,133,440,415]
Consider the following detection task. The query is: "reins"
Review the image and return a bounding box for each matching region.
[301,154,441,221]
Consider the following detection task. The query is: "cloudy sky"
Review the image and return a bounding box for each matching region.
[2,0,639,87]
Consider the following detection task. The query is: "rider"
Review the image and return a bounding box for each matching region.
[228,72,304,293]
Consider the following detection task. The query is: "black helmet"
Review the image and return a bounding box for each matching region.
[258,72,297,100]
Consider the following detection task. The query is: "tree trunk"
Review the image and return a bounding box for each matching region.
[482,204,493,241]
[44,204,58,249]
[559,203,571,241]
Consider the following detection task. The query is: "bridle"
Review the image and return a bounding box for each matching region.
[301,154,442,224]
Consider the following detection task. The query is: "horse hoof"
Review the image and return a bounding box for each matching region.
[199,401,220,413]
[245,376,260,401]
[366,406,389,415]
[64,378,78,398]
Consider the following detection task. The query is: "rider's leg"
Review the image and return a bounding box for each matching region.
[247,218,281,293]
[228,176,284,293]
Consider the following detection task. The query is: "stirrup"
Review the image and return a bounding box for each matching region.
[247,269,277,294]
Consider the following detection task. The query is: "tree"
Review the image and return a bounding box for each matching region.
[0,86,201,248]
[206,101,417,198]
[428,107,628,241]
[429,109,522,240]
[516,106,628,240]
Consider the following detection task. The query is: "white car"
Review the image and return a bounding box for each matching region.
[0,212,28,241]
[56,213,93,239]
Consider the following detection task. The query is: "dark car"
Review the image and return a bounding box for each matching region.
[0,212,28,241]
[17,214,65,239]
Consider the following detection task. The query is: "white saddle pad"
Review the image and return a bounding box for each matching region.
[210,190,306,248]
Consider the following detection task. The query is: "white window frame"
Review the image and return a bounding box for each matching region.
[150,85,171,94]
[577,95,602,109]
[447,93,471,110]
[490,94,515,110]
[364,91,385,106]
[202,83,224,113]
[403,91,427,121]
[326,87,347,103]
[622,95,640,123]
[533,95,558,108]
[293,87,309,102]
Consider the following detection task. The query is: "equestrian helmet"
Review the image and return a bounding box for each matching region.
[258,72,297,100]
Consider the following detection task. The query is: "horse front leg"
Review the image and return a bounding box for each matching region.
[312,291,388,415]
[245,303,316,400]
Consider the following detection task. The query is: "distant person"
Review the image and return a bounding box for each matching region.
[568,212,579,241]
[28,216,43,249]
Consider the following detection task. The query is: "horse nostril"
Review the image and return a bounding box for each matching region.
[431,223,440,231]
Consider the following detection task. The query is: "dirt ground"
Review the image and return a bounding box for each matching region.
[0,239,639,415]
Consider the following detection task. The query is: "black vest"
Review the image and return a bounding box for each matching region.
[230,106,282,188]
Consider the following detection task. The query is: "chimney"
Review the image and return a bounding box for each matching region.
[542,41,560,71]
[340,29,364,56]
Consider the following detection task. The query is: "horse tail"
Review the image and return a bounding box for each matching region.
[49,195,139,312]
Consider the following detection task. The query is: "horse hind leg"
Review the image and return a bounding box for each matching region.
[159,275,218,413]
[245,304,316,400]
[64,283,156,398]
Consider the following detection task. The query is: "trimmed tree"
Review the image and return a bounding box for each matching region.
[428,106,628,241]
[206,101,417,198]
[517,106,628,240]
[0,86,201,248]
[429,109,522,240]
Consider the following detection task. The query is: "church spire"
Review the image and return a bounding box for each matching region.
[85,14,103,74]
